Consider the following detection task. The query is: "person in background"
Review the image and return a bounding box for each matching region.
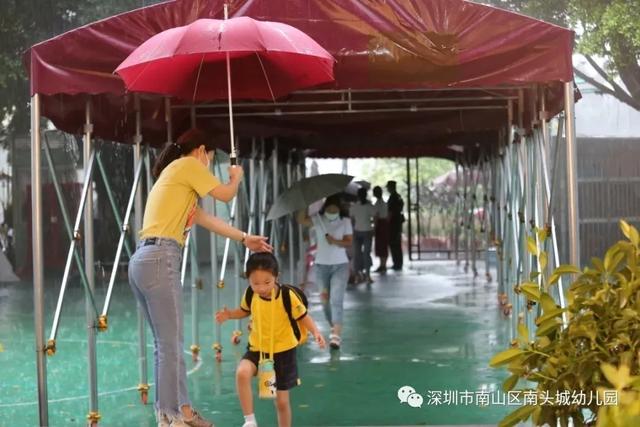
[372,186,389,273]
[297,195,352,350]
[386,180,405,271]
[350,187,376,284]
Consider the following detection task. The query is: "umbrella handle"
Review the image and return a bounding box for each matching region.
[230,156,237,166]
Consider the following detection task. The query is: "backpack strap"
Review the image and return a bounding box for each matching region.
[281,285,302,341]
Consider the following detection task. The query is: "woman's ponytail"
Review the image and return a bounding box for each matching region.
[152,128,219,178]
[152,142,183,178]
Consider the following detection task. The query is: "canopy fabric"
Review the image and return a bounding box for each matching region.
[25,0,574,159]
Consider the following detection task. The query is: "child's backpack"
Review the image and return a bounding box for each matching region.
[244,284,309,345]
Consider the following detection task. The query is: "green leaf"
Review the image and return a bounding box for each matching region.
[540,293,557,313]
[490,348,525,367]
[520,282,541,301]
[539,251,548,271]
[553,265,582,275]
[498,405,537,427]
[527,236,539,256]
[502,374,519,392]
[536,308,565,325]
[601,363,632,390]
[537,228,548,243]
[536,318,561,337]
[620,220,640,246]
[518,322,529,344]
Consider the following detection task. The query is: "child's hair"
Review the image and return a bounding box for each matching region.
[245,252,279,278]
[373,185,383,198]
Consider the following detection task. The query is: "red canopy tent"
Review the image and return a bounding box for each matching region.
[25,0,574,159]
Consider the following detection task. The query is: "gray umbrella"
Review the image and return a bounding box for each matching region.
[267,174,353,221]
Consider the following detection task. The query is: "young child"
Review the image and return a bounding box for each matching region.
[215,252,326,427]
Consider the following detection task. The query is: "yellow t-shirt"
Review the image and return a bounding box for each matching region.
[140,156,221,245]
[240,286,307,354]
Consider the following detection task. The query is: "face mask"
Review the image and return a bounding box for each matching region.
[325,212,339,221]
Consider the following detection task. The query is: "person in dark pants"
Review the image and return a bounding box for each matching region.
[386,181,404,270]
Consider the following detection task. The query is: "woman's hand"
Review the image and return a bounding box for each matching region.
[244,234,273,252]
[228,165,244,183]
[325,234,335,245]
[215,306,231,324]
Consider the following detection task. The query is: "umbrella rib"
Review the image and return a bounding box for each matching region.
[192,54,205,102]
[255,52,276,102]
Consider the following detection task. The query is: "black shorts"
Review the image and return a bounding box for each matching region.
[242,347,300,391]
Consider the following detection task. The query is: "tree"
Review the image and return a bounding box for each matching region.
[359,157,454,199]
[0,0,164,138]
[483,0,640,111]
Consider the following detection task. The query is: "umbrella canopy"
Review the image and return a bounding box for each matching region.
[267,174,353,221]
[115,17,335,102]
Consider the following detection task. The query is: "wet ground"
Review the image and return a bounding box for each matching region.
[0,259,522,426]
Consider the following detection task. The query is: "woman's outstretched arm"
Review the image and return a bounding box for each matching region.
[194,207,272,252]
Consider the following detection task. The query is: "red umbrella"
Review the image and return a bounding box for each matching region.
[115,8,335,161]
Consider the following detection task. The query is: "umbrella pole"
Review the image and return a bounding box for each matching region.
[224,4,237,165]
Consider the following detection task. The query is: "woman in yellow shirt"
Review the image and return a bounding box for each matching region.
[128,129,271,427]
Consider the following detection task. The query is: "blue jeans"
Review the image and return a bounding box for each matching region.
[128,238,190,418]
[353,230,373,274]
[315,263,349,327]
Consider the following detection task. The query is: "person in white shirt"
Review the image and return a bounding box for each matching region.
[350,188,376,283]
[297,195,353,350]
[372,186,389,273]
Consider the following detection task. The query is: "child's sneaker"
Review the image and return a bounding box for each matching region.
[329,334,341,350]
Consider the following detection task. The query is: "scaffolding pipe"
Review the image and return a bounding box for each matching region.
[43,134,92,329]
[564,82,580,267]
[210,156,221,360]
[101,156,145,316]
[271,140,280,252]
[133,94,148,402]
[84,100,100,425]
[31,93,49,426]
[49,151,98,342]
[286,155,295,283]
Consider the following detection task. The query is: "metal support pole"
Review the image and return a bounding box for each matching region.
[101,156,144,316]
[296,160,305,286]
[271,140,280,253]
[189,230,201,361]
[286,154,295,283]
[132,94,148,403]
[84,100,100,426]
[415,158,422,259]
[95,153,133,258]
[259,139,267,237]
[406,157,413,261]
[31,93,49,426]
[210,155,222,361]
[243,140,258,268]
[49,152,98,344]
[454,159,461,263]
[564,82,580,267]
[43,134,92,335]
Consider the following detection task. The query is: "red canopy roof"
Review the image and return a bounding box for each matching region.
[25,0,574,159]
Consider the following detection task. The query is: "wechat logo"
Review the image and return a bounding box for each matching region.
[398,385,423,408]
